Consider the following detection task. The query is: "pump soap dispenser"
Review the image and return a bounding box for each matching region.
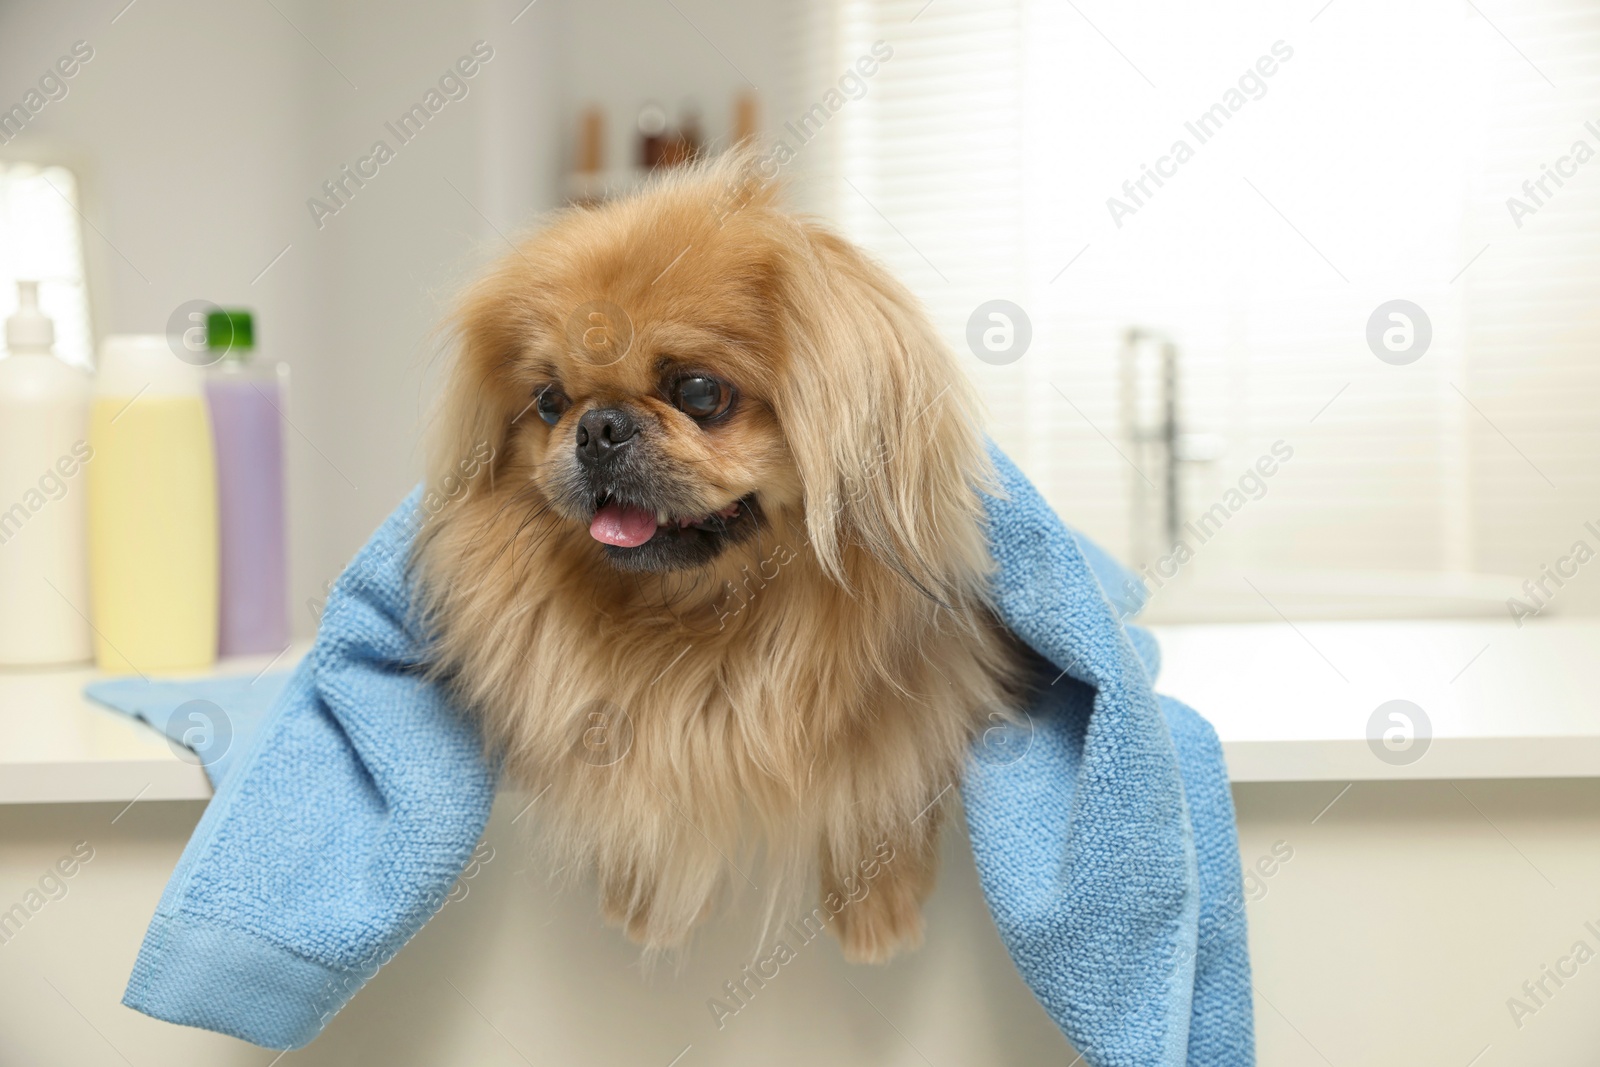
[0,281,93,666]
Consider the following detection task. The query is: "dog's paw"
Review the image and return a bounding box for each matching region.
[830,886,926,964]
[598,875,655,940]
[598,876,711,951]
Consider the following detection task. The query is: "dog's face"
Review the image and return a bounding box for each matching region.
[511,256,802,573]
[444,171,817,578]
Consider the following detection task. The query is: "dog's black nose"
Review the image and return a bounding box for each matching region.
[575,407,637,466]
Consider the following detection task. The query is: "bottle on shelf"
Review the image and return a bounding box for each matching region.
[0,281,93,666]
[637,100,669,170]
[567,105,607,206]
[733,90,759,145]
[87,335,218,672]
[204,309,290,657]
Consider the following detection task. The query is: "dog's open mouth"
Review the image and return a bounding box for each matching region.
[589,495,745,547]
[586,491,758,570]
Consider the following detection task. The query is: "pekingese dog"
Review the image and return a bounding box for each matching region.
[414,151,1024,964]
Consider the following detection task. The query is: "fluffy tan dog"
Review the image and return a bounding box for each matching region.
[414,153,1024,963]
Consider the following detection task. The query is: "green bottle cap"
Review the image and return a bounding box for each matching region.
[206,309,255,358]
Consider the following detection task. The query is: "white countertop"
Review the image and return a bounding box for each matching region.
[1151,617,1600,782]
[1,618,1596,803]
[0,646,301,805]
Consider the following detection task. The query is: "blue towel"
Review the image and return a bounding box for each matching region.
[965,444,1253,1065]
[106,445,1252,1062]
[86,673,290,789]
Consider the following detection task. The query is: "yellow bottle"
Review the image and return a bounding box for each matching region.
[88,335,218,672]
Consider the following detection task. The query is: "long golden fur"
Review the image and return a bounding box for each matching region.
[413,152,1023,963]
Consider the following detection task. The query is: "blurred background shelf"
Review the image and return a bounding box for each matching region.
[0,645,306,805]
[1155,617,1600,782]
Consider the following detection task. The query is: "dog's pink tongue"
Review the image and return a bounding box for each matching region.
[590,502,658,547]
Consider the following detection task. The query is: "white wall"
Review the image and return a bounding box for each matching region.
[1238,780,1600,1064]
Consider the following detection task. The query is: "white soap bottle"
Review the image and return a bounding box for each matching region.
[0,281,93,665]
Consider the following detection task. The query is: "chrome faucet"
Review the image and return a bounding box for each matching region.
[1120,327,1219,566]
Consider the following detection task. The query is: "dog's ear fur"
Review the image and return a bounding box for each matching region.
[769,221,996,610]
[426,257,548,500]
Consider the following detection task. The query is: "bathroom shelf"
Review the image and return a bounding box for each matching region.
[2,619,1597,803]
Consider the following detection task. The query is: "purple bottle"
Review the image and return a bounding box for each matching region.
[203,309,289,656]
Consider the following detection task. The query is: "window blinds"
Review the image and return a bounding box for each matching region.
[780,0,1600,613]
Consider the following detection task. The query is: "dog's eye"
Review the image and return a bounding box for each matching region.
[534,386,570,426]
[671,377,732,420]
